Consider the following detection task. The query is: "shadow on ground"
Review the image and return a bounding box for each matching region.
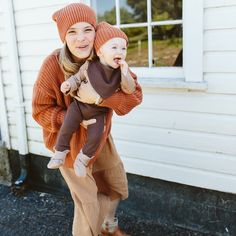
[0,184,210,236]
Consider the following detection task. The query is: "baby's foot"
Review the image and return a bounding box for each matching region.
[74,151,91,177]
[47,150,69,169]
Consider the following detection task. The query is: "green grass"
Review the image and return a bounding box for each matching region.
[126,38,182,67]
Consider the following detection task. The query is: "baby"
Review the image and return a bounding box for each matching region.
[47,22,136,177]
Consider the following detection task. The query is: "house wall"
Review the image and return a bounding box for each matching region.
[1,0,236,193]
[112,0,236,193]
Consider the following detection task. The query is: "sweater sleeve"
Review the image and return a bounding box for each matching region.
[100,70,142,116]
[32,84,66,132]
[32,53,66,133]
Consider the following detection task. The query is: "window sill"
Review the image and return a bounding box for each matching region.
[139,77,208,91]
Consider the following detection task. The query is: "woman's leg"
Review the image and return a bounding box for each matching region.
[59,166,110,236]
[93,135,129,235]
[93,135,129,200]
[99,162,129,235]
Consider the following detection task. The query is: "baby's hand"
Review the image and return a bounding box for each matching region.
[118,60,129,76]
[60,81,71,93]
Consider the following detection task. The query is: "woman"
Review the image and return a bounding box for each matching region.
[32,3,142,236]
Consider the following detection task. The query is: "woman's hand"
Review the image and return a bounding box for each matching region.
[80,118,96,129]
[61,81,71,93]
[75,71,99,104]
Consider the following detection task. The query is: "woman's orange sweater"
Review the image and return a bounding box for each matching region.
[32,49,142,168]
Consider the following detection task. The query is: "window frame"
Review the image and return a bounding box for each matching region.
[82,0,206,90]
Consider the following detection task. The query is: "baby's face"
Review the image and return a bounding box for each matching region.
[97,37,127,69]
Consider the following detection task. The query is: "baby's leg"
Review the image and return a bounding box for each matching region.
[74,114,105,177]
[84,114,105,157]
[48,101,83,169]
[55,101,83,151]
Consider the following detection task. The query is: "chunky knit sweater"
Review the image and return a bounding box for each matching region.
[32,49,142,168]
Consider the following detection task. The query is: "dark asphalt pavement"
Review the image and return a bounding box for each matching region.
[0,184,210,236]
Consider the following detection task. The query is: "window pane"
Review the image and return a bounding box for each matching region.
[91,0,116,24]
[152,24,182,67]
[152,0,182,21]
[120,0,147,24]
[123,27,148,67]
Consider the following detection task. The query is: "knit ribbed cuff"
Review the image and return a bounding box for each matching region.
[57,110,66,126]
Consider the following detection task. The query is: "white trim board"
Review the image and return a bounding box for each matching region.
[0,65,10,148]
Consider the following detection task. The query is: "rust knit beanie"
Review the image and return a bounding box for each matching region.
[94,22,128,52]
[52,3,97,42]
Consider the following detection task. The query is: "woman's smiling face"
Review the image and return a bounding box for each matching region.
[65,22,95,60]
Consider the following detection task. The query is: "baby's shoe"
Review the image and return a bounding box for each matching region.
[73,151,91,177]
[47,150,69,169]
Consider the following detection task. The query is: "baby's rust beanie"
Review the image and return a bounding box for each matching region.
[94,22,128,52]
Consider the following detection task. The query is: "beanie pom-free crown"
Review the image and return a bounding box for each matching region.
[94,22,128,52]
[52,3,97,42]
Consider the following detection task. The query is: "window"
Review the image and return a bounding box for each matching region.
[92,0,182,68]
[85,0,204,87]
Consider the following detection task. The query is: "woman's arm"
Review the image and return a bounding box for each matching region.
[32,53,66,132]
[32,84,66,133]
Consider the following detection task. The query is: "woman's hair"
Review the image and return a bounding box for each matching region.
[59,42,95,79]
